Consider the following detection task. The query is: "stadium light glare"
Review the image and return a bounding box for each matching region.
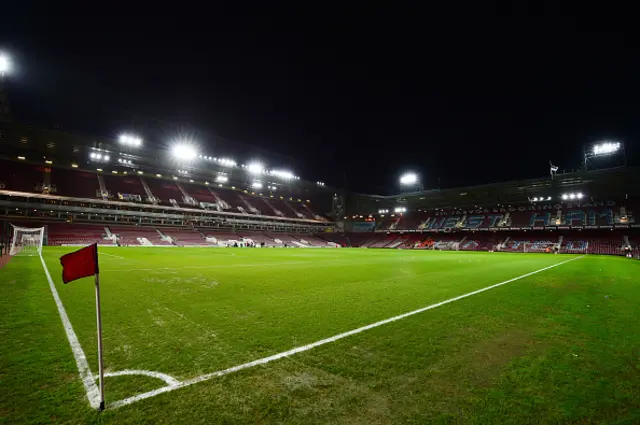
[247,161,265,174]
[562,194,568,200]
[399,172,418,185]
[251,181,263,189]
[547,196,552,201]
[592,142,621,156]
[215,175,228,183]
[0,52,11,76]
[577,192,583,199]
[569,193,576,199]
[270,169,295,180]
[218,158,237,167]
[171,144,198,161]
[394,207,407,213]
[17,156,25,160]
[119,133,143,147]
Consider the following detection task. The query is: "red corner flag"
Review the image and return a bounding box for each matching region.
[60,243,99,284]
[59,242,105,410]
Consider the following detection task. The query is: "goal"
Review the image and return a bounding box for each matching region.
[10,225,45,257]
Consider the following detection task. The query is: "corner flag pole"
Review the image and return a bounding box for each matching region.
[94,272,105,410]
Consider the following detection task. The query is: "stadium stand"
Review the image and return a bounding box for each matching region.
[103,174,145,202]
[109,225,174,246]
[180,182,217,204]
[0,159,45,193]
[144,178,184,205]
[51,168,100,199]
[159,227,208,246]
[47,223,113,246]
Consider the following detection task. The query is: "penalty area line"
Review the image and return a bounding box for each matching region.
[109,255,583,409]
[98,251,126,259]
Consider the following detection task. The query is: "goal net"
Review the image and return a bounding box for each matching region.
[10,225,45,257]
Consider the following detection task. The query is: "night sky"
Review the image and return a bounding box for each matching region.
[2,8,639,194]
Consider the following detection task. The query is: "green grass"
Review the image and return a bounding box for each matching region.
[1,247,638,424]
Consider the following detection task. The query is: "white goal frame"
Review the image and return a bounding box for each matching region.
[10,224,45,256]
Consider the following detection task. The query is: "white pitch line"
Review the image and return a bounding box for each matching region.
[108,255,584,409]
[99,260,328,272]
[39,255,101,409]
[98,252,126,259]
[103,369,180,386]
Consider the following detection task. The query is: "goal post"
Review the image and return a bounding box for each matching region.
[10,224,45,257]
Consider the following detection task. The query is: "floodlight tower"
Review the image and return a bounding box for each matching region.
[583,141,626,170]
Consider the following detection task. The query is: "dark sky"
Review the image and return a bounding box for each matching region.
[2,7,639,194]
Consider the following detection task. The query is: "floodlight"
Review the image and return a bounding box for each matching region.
[104,155,110,161]
[592,142,621,156]
[251,181,263,189]
[119,134,142,147]
[400,172,418,185]
[171,144,198,161]
[0,53,11,76]
[215,175,228,183]
[218,158,237,167]
[247,161,264,174]
[562,194,568,200]
[576,193,583,199]
[569,193,576,199]
[532,197,538,202]
[271,169,295,180]
[547,196,552,201]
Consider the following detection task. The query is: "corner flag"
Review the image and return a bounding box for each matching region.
[59,243,106,410]
[60,243,99,284]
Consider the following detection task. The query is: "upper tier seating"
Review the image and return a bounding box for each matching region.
[51,168,100,198]
[103,174,145,201]
[144,178,183,204]
[180,182,217,204]
[0,159,45,193]
[207,189,248,213]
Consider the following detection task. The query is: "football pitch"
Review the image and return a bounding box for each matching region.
[1,247,638,424]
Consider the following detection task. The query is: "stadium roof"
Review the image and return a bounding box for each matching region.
[352,166,640,211]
